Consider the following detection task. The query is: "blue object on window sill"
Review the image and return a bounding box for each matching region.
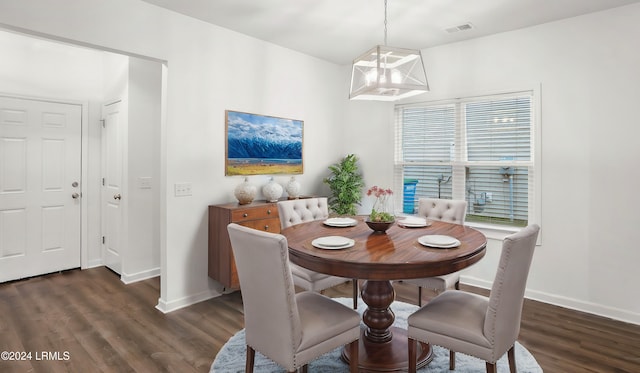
[403,179,418,214]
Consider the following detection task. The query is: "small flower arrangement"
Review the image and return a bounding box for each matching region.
[366,186,394,222]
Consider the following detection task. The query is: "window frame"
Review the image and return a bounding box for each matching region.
[393,86,541,239]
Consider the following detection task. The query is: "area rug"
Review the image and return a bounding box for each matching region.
[211,298,542,372]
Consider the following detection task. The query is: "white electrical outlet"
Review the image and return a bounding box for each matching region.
[174,182,192,197]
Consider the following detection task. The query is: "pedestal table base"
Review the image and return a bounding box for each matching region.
[342,327,432,372]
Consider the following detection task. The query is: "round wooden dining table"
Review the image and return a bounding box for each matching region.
[280,217,487,372]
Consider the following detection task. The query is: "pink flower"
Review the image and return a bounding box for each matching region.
[366,185,393,198]
[366,186,394,221]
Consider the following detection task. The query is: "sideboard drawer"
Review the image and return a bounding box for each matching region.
[239,217,281,233]
[231,206,278,222]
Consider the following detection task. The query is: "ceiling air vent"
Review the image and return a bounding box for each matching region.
[445,22,474,34]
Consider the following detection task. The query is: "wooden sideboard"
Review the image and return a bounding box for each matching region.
[208,200,281,289]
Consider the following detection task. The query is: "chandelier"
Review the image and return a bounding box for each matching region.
[349,0,429,101]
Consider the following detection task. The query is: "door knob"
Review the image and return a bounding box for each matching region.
[114,194,121,200]
[72,192,80,199]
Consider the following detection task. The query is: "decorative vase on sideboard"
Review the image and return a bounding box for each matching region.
[285,176,301,199]
[234,177,257,205]
[262,177,283,202]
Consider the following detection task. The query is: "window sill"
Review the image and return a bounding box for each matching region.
[397,213,522,241]
[465,221,521,241]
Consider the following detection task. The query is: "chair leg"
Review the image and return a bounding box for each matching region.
[418,286,423,307]
[245,345,255,373]
[349,339,359,373]
[408,337,417,373]
[352,279,358,309]
[449,350,456,370]
[454,280,460,290]
[485,361,497,373]
[507,345,516,373]
[301,365,308,373]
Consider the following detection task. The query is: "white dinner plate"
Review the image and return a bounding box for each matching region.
[398,217,431,228]
[418,235,461,248]
[312,236,355,250]
[323,217,358,227]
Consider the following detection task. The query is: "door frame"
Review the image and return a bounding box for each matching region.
[0,92,89,270]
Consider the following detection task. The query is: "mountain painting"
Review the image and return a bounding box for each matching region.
[225,110,303,175]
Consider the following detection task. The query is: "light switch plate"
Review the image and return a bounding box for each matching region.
[174,182,192,197]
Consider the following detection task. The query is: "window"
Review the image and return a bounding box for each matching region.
[394,91,537,228]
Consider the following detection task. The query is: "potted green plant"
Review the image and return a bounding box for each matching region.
[323,154,364,216]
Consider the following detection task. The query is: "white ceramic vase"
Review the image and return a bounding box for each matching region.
[262,177,283,202]
[285,176,301,199]
[234,177,257,205]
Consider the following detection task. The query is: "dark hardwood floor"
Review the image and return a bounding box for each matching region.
[0,267,638,372]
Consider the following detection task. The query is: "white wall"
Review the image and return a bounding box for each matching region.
[428,5,640,324]
[0,0,346,312]
[124,57,162,282]
[2,0,638,324]
[340,98,395,213]
[157,9,345,311]
[102,52,129,104]
[345,4,640,323]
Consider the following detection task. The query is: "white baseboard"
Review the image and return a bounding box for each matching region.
[84,259,103,269]
[462,276,640,326]
[155,288,222,314]
[121,267,161,284]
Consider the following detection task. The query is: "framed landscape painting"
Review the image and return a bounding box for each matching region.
[225,110,304,176]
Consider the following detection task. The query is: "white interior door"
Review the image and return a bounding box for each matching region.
[0,95,82,282]
[102,101,123,275]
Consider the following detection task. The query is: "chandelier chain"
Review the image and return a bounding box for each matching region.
[384,0,388,45]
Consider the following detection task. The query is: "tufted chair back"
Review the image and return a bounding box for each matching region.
[406,198,468,305]
[277,196,358,309]
[407,224,540,373]
[417,198,467,225]
[484,224,540,361]
[227,223,361,372]
[227,223,302,368]
[277,197,329,229]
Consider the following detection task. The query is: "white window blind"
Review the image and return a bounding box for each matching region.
[394,91,536,228]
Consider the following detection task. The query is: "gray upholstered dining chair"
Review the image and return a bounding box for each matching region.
[227,223,360,373]
[407,224,540,373]
[404,198,468,306]
[277,198,359,309]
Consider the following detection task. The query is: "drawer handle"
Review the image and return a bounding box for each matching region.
[243,213,248,217]
[264,225,269,230]
[267,209,272,214]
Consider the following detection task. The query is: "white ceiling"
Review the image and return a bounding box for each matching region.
[142,0,640,65]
